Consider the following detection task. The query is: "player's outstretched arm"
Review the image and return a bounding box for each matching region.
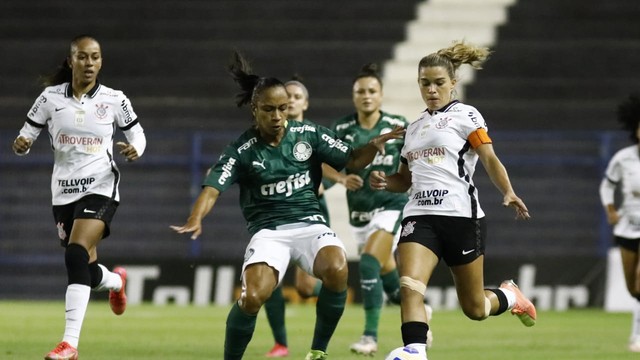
[170,186,220,240]
[347,126,405,171]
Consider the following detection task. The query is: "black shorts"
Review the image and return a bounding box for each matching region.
[399,215,486,266]
[615,236,640,252]
[52,194,119,247]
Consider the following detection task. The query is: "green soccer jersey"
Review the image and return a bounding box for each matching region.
[204,121,351,235]
[332,111,409,227]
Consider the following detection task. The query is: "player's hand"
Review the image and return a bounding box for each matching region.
[605,208,620,225]
[339,174,364,191]
[170,217,203,240]
[12,136,32,155]
[368,126,405,155]
[369,170,387,191]
[503,194,530,220]
[116,141,140,162]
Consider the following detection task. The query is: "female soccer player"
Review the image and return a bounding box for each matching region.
[599,94,640,352]
[263,78,325,358]
[171,51,403,360]
[12,35,146,360]
[324,63,432,356]
[369,40,536,358]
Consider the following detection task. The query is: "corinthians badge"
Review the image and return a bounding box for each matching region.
[95,103,109,119]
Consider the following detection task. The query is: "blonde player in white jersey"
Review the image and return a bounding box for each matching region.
[369,40,536,359]
[12,35,146,360]
[599,94,640,352]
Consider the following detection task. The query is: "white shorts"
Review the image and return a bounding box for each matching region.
[350,210,402,254]
[242,223,346,284]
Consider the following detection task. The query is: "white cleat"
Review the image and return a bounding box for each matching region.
[350,335,378,356]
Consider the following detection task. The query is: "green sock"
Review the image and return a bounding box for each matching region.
[311,279,323,297]
[381,268,401,304]
[311,286,347,351]
[224,302,257,359]
[264,286,287,346]
[360,253,383,338]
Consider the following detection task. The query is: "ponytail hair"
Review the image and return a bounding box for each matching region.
[353,63,383,88]
[40,34,100,88]
[617,94,640,143]
[227,51,285,108]
[419,40,491,80]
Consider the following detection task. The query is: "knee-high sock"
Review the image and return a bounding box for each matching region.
[62,244,91,348]
[311,286,347,351]
[224,302,257,360]
[381,268,401,304]
[632,301,640,340]
[264,286,287,346]
[62,284,91,348]
[360,253,383,338]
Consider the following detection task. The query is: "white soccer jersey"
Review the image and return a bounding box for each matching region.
[600,145,640,238]
[18,82,146,205]
[401,100,487,219]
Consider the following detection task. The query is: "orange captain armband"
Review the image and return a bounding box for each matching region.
[467,128,492,148]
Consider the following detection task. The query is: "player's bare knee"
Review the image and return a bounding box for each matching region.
[461,298,490,321]
[239,288,268,314]
[317,262,348,292]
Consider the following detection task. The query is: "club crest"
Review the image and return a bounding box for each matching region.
[293,141,312,161]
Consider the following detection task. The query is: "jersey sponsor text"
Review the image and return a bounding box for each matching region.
[238,137,257,153]
[405,146,446,164]
[260,171,311,197]
[321,134,348,153]
[28,95,47,118]
[218,158,236,185]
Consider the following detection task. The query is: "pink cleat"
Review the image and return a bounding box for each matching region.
[109,267,127,315]
[266,343,289,357]
[44,341,78,360]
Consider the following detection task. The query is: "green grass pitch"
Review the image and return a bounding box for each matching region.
[0,301,636,359]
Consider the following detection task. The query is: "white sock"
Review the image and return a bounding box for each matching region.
[406,343,427,357]
[62,284,91,348]
[93,264,123,292]
[498,288,517,310]
[631,301,640,341]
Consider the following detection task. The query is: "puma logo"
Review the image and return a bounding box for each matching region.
[252,160,266,170]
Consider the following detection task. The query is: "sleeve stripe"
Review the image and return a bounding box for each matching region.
[26,118,45,128]
[468,128,492,148]
[119,119,139,131]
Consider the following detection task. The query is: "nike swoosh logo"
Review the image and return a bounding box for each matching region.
[83,209,96,214]
[462,249,474,255]
[55,107,66,112]
[65,309,76,313]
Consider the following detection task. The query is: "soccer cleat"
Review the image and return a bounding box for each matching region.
[44,341,78,360]
[350,335,378,355]
[424,304,434,349]
[304,350,328,360]
[109,266,127,315]
[265,343,289,357]
[500,279,536,327]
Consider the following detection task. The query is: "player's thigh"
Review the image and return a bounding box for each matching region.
[450,255,487,310]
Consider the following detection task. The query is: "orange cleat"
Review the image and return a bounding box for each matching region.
[500,279,536,327]
[109,267,127,315]
[44,341,78,360]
